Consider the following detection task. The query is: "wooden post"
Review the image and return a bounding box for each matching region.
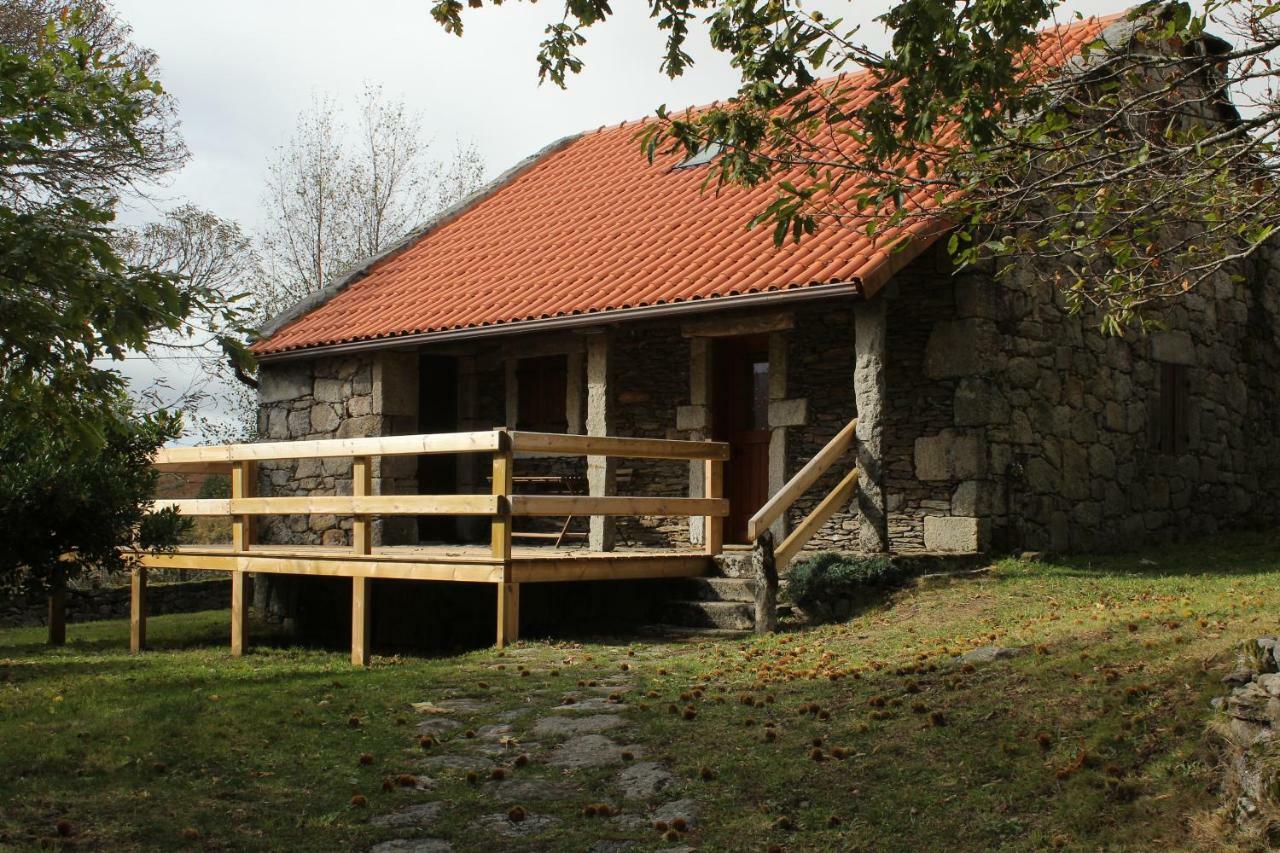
[351,456,372,555]
[351,577,372,666]
[230,461,256,552]
[497,582,519,649]
[130,567,147,653]
[351,456,373,666]
[230,571,248,657]
[491,435,517,647]
[47,567,66,647]
[230,460,255,656]
[704,458,724,557]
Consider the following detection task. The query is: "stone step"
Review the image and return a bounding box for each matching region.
[677,577,757,603]
[712,549,754,579]
[661,599,756,632]
[636,624,753,639]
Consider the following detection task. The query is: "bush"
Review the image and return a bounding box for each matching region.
[783,552,903,621]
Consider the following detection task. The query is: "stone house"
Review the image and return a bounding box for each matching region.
[247,10,1280,571]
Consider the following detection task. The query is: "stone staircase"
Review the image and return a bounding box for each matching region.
[659,577,758,631]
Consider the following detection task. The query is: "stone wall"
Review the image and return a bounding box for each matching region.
[785,304,858,552]
[256,351,420,549]
[979,248,1280,552]
[610,325,693,547]
[885,237,1280,554]
[0,579,231,628]
[1212,636,1280,840]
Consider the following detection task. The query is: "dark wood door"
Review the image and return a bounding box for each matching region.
[712,336,771,544]
[417,354,458,542]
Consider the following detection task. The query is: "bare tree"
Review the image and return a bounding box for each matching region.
[258,88,486,320]
[116,205,261,441]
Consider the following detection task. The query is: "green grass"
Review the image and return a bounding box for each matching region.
[3,531,1279,851]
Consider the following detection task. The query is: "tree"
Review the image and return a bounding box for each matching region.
[0,5,252,632]
[0,9,252,447]
[258,85,487,320]
[0,400,187,643]
[431,0,1280,330]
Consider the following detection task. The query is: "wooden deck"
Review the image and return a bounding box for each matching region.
[128,428,729,663]
[140,543,713,584]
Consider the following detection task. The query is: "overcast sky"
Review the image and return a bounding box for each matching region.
[106,0,1118,436]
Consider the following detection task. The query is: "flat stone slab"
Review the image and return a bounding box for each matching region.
[369,839,453,853]
[470,812,560,838]
[371,801,446,830]
[652,798,699,828]
[589,842,636,853]
[549,735,640,769]
[415,718,461,737]
[533,714,625,737]
[956,646,1026,665]
[472,723,515,741]
[616,761,674,800]
[417,754,494,773]
[483,777,577,803]
[552,696,618,713]
[413,698,490,714]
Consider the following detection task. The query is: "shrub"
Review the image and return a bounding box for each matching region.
[783,552,903,619]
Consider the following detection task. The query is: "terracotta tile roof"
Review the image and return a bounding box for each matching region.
[253,13,1118,357]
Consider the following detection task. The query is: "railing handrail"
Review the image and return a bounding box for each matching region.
[154,428,730,471]
[747,418,857,541]
[507,430,730,461]
[153,430,504,469]
[149,429,731,534]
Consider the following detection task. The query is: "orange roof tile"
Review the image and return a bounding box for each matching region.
[253,13,1118,357]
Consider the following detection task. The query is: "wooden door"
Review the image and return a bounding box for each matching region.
[712,336,771,543]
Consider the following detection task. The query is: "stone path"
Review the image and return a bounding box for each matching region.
[366,674,700,851]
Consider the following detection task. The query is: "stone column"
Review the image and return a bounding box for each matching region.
[766,331,790,544]
[684,337,710,545]
[586,333,616,551]
[854,297,890,553]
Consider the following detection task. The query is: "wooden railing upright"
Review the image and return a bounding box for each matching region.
[747,418,860,570]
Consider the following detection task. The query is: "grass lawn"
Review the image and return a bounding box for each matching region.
[2,531,1278,851]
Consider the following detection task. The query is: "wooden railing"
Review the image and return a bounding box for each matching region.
[747,418,859,570]
[144,428,729,660]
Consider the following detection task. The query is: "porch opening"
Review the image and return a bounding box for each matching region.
[712,334,771,543]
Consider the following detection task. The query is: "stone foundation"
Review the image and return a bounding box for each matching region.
[0,578,231,628]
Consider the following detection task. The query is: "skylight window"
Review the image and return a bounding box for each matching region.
[675,141,723,169]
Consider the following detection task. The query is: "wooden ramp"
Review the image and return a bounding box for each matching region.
[129,429,728,664]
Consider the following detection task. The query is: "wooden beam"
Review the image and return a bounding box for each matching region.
[130,568,147,653]
[230,461,256,552]
[681,310,794,338]
[351,576,372,666]
[775,468,860,569]
[152,430,503,468]
[230,571,249,656]
[138,553,505,583]
[491,442,513,565]
[47,570,66,647]
[496,582,519,648]
[508,431,730,461]
[704,459,724,557]
[351,456,372,555]
[509,495,729,517]
[748,418,857,540]
[511,554,711,583]
[151,494,500,518]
